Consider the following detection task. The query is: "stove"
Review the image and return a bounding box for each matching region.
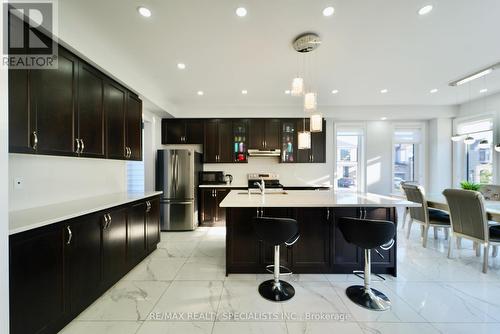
[247,173,284,190]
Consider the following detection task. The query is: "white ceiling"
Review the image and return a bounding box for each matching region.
[59,0,500,117]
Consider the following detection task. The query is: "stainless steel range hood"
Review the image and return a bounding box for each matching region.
[247,149,281,157]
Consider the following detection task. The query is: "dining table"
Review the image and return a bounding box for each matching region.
[426,193,500,223]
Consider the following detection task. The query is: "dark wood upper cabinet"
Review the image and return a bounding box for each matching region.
[264,119,281,150]
[311,120,326,163]
[77,62,105,158]
[203,119,233,163]
[105,81,127,160]
[162,119,204,144]
[248,119,265,149]
[126,93,143,161]
[8,68,33,153]
[9,224,67,334]
[30,47,77,156]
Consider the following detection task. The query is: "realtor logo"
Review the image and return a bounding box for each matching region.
[3,1,58,69]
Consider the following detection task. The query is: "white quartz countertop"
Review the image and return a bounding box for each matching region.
[199,184,332,189]
[219,190,421,208]
[9,191,163,235]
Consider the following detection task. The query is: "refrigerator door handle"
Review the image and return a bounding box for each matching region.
[161,201,193,205]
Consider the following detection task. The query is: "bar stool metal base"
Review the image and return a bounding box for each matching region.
[345,285,391,311]
[258,280,295,302]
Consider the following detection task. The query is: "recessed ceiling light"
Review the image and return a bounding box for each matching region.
[380,89,388,94]
[418,5,433,16]
[322,6,335,17]
[137,6,152,18]
[235,7,247,17]
[380,117,387,121]
[430,88,438,94]
[480,88,488,93]
[197,91,204,96]
[241,90,248,95]
[177,63,186,70]
[331,89,339,94]
[285,90,291,95]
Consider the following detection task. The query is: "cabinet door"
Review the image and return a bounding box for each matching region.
[311,120,326,163]
[200,188,216,224]
[331,208,364,269]
[280,120,297,163]
[102,208,127,288]
[31,47,77,156]
[67,214,103,315]
[248,119,265,149]
[128,202,147,267]
[77,62,105,158]
[9,225,67,334]
[296,119,311,163]
[215,189,229,223]
[264,119,281,150]
[126,93,143,161]
[8,68,34,153]
[186,119,204,144]
[204,120,219,163]
[233,119,248,162]
[146,198,161,251]
[162,119,185,144]
[226,207,261,272]
[105,81,126,159]
[218,119,233,163]
[292,208,331,272]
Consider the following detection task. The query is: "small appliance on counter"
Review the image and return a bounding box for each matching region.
[247,173,284,192]
[225,174,233,184]
[156,148,202,231]
[199,171,226,185]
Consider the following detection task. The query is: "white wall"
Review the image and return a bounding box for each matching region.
[0,7,10,332]
[427,118,453,193]
[9,154,127,211]
[365,121,394,194]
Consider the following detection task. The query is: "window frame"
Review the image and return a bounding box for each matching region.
[391,122,426,193]
[334,122,366,192]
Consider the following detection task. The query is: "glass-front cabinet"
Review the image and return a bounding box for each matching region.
[281,120,296,163]
[233,120,248,163]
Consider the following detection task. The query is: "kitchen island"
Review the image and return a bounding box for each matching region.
[220,190,419,277]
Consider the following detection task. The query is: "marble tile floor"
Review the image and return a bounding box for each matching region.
[59,225,500,334]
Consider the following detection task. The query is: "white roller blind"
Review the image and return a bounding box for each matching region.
[457,119,493,135]
[393,128,421,144]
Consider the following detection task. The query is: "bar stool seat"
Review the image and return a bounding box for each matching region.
[253,216,299,302]
[338,217,396,311]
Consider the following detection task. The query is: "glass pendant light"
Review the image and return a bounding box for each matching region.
[304,92,317,112]
[298,118,311,149]
[478,139,490,149]
[291,77,304,96]
[310,114,323,132]
[464,136,475,145]
[495,144,500,152]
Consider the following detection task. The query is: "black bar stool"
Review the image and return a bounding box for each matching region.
[253,215,300,302]
[338,217,395,311]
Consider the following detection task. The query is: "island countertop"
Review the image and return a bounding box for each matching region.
[219,190,420,208]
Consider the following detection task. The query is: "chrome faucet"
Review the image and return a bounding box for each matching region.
[254,178,265,194]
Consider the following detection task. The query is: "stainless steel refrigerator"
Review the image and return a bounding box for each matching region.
[156,149,202,231]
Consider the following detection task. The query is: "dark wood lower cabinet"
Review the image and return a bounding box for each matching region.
[199,188,230,226]
[9,196,160,334]
[225,206,397,276]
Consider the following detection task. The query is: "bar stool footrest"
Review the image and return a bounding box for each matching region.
[353,270,386,281]
[265,264,293,276]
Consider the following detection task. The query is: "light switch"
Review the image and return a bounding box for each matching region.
[14,177,24,190]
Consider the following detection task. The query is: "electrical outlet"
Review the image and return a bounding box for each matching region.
[14,177,24,190]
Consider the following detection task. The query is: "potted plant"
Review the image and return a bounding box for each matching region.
[460,181,481,191]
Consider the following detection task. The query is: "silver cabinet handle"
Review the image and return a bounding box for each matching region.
[146,201,151,213]
[80,139,85,153]
[327,208,330,220]
[103,214,109,229]
[66,226,72,245]
[107,213,112,228]
[32,131,38,150]
[75,138,81,153]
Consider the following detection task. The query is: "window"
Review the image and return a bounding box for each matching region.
[127,126,145,193]
[335,127,364,191]
[466,130,493,184]
[455,118,494,185]
[393,128,422,192]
